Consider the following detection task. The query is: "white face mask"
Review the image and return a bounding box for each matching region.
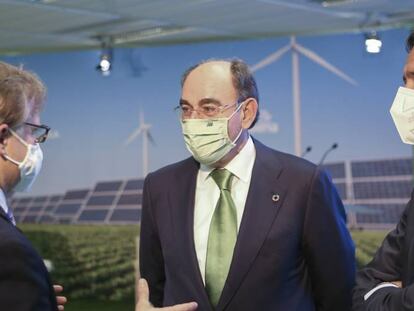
[4,129,43,192]
[181,103,244,166]
[390,86,414,144]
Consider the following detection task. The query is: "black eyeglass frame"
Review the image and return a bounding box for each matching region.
[24,122,51,143]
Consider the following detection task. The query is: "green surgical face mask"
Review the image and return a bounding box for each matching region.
[180,103,244,166]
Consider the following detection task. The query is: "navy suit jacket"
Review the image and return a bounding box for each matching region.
[353,190,414,310]
[140,139,355,311]
[0,207,58,311]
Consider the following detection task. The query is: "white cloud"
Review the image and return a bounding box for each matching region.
[250,109,279,134]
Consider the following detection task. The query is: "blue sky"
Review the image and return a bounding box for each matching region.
[1,28,411,196]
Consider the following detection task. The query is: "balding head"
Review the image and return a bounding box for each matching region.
[181,59,259,128]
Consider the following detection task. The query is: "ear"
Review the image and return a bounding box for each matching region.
[240,98,258,129]
[0,124,9,157]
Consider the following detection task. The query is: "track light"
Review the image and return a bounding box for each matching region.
[97,54,111,75]
[96,39,113,76]
[365,32,382,54]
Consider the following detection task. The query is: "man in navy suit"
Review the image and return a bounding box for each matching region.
[0,61,65,311]
[352,32,414,311]
[140,59,355,311]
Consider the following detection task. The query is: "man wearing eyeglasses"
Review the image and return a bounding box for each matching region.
[139,59,355,310]
[0,61,65,311]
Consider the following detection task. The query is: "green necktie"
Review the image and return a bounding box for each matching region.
[205,169,238,307]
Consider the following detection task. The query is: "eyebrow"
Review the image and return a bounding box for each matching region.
[179,97,222,106]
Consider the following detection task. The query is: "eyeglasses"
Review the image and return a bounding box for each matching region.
[174,102,239,118]
[24,122,50,143]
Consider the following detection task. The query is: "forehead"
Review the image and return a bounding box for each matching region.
[181,61,237,104]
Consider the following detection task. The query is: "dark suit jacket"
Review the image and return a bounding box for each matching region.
[0,207,58,311]
[140,139,355,311]
[353,191,414,311]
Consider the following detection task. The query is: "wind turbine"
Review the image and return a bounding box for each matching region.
[251,36,357,157]
[124,111,155,177]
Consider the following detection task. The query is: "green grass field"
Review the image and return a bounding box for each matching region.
[18,225,391,311]
[351,230,389,268]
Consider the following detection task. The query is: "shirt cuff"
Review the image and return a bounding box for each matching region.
[364,282,399,301]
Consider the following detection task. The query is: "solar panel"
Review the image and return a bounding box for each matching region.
[38,215,55,224]
[57,218,72,224]
[352,159,412,178]
[110,209,141,222]
[78,209,109,221]
[86,195,115,206]
[94,181,123,192]
[19,197,33,204]
[44,205,56,212]
[29,205,44,212]
[50,195,62,202]
[354,181,412,199]
[55,203,82,215]
[124,179,144,191]
[116,194,142,206]
[14,206,29,213]
[356,204,405,224]
[22,215,38,223]
[34,196,48,203]
[63,189,89,200]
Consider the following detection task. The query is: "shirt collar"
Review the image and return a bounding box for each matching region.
[0,188,9,215]
[199,136,256,183]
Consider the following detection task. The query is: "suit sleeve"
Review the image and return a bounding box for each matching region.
[0,238,57,311]
[139,173,166,307]
[303,168,356,311]
[352,191,414,311]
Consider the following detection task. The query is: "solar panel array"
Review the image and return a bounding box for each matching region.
[10,179,144,225]
[322,158,413,228]
[10,157,414,227]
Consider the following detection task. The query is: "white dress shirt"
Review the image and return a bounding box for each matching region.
[193,137,256,283]
[0,188,15,225]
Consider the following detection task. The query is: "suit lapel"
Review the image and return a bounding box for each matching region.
[168,158,213,309]
[217,140,287,311]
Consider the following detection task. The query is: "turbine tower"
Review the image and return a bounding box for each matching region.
[251,36,357,157]
[124,111,155,177]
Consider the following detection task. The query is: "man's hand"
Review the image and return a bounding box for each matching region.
[135,279,197,311]
[53,285,67,311]
[391,281,402,288]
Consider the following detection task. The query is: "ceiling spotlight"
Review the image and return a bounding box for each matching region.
[96,39,113,76]
[97,54,111,75]
[365,32,382,54]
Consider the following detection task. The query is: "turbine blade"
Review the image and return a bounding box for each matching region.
[250,44,291,72]
[295,43,358,86]
[124,127,142,146]
[147,131,156,146]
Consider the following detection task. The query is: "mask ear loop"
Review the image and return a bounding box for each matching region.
[3,129,29,167]
[228,101,247,145]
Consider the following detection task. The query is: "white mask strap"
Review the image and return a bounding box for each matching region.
[3,129,29,167]
[9,128,29,147]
